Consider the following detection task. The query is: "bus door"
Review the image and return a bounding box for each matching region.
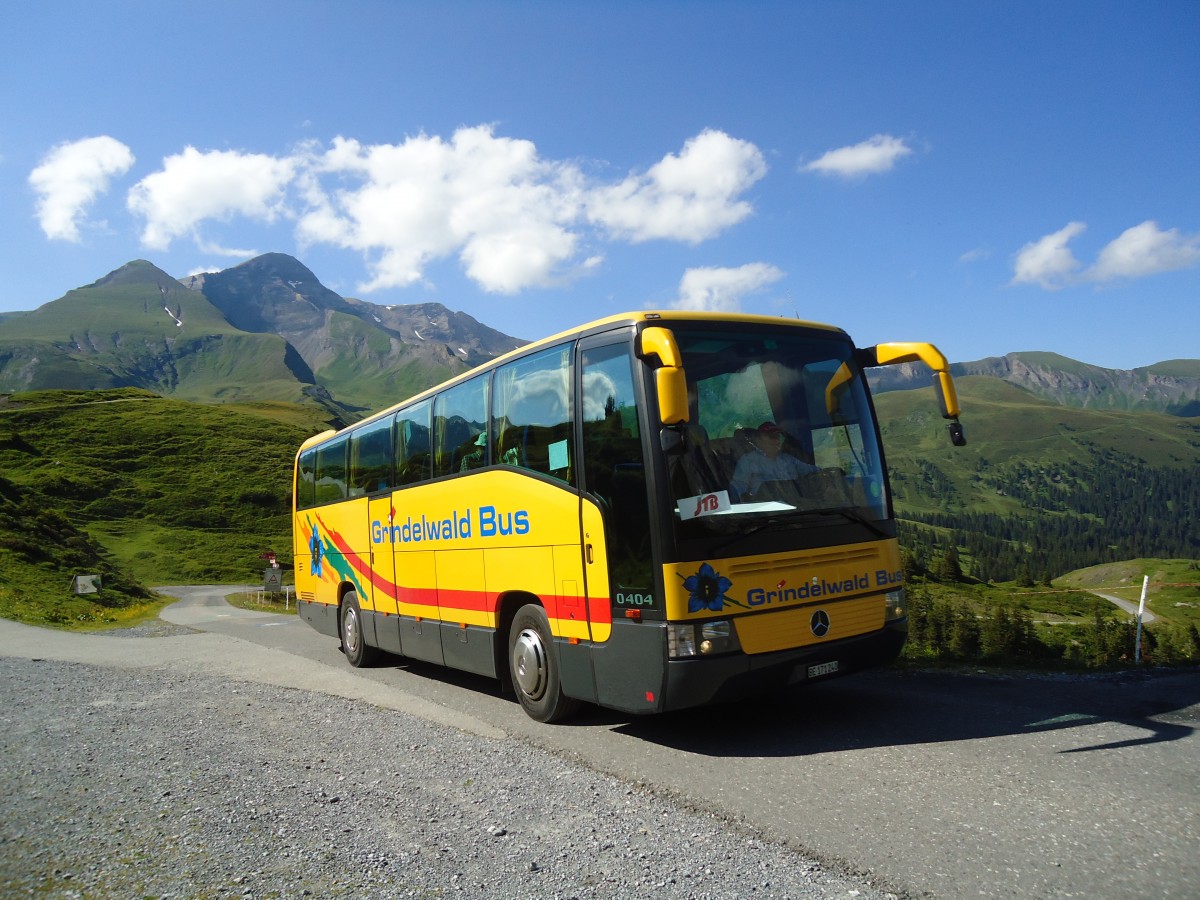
[346,416,398,651]
[366,493,401,654]
[578,337,662,711]
[391,400,443,665]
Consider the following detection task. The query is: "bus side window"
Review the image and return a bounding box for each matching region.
[433,376,488,478]
[395,400,432,486]
[494,343,574,485]
[348,415,395,497]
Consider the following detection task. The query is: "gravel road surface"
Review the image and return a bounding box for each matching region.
[0,614,890,899]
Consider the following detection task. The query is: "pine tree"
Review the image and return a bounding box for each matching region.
[935,545,963,583]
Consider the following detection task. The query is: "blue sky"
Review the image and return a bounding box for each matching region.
[2,0,1197,370]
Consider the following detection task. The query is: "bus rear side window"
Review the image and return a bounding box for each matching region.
[314,437,348,504]
[296,449,316,510]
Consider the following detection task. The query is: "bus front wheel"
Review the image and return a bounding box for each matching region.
[341,590,378,668]
[508,604,580,723]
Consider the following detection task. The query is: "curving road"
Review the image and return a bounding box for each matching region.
[3,586,1197,898]
[1090,589,1158,623]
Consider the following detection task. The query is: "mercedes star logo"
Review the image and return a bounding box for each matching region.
[810,610,830,637]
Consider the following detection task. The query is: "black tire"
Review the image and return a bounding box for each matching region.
[508,603,580,723]
[340,590,379,668]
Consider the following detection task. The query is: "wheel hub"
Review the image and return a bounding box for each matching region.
[343,606,359,653]
[511,627,547,699]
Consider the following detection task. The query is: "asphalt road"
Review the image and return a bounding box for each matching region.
[5,586,1197,898]
[1090,590,1158,623]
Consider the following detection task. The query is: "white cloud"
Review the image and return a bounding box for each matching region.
[1087,220,1200,282]
[297,127,586,294]
[29,136,135,241]
[672,263,785,312]
[195,238,262,259]
[298,126,765,294]
[803,134,912,178]
[1011,219,1200,289]
[586,129,767,243]
[34,126,769,297]
[1010,221,1086,289]
[127,146,297,250]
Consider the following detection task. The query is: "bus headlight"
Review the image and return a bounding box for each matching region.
[884,588,907,621]
[700,621,736,654]
[668,620,741,658]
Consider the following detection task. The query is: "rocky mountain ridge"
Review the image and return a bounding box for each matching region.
[2,253,1196,418]
[0,254,523,419]
[868,351,1200,417]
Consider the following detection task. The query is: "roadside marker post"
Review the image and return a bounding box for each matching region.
[1135,575,1148,664]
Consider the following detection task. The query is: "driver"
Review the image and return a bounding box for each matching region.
[729,422,818,500]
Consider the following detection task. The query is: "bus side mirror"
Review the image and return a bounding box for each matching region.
[638,326,689,426]
[933,369,961,420]
[860,341,966,447]
[935,371,967,445]
[660,425,685,454]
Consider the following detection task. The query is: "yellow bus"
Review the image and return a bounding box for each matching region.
[293,311,965,721]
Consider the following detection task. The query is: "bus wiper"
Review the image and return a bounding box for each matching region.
[707,506,886,556]
[803,506,890,539]
[710,515,799,555]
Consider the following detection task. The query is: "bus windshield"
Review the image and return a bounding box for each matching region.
[666,325,888,536]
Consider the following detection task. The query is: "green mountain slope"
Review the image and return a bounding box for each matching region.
[877,377,1200,581]
[0,389,331,624]
[192,253,520,413]
[0,255,525,418]
[2,252,1197,630]
[0,261,332,410]
[870,351,1200,416]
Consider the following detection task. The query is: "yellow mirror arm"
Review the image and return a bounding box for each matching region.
[872,341,961,419]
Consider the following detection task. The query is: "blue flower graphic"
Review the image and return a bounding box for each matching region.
[309,526,324,576]
[683,563,733,612]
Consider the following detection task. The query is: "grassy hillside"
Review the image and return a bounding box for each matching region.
[0,262,334,410]
[310,310,461,413]
[0,470,155,626]
[1,376,1196,670]
[900,559,1200,670]
[1057,558,1200,630]
[0,388,330,625]
[879,376,1200,511]
[876,377,1200,582]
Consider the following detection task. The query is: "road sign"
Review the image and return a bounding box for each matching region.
[71,574,101,595]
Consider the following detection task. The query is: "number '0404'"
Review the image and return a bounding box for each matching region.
[616,592,655,606]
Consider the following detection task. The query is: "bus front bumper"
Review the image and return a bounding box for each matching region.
[660,619,907,712]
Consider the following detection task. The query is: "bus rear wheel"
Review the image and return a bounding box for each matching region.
[341,590,379,668]
[508,604,579,723]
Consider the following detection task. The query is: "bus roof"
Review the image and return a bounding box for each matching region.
[301,310,850,443]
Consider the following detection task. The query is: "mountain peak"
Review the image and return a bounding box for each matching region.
[198,253,349,335]
[227,252,321,285]
[90,259,179,290]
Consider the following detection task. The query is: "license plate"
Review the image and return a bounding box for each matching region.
[807,660,839,678]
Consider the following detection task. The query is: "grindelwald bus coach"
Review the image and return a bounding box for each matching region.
[293,311,965,721]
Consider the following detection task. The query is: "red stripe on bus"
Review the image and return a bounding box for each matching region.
[308,516,612,626]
